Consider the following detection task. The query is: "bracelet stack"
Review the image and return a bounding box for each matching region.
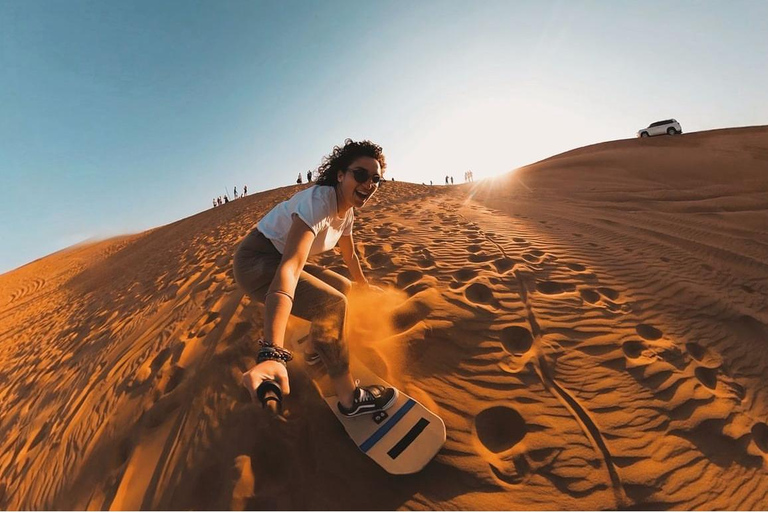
[257,339,294,367]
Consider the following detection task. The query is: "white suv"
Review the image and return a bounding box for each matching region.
[637,119,683,137]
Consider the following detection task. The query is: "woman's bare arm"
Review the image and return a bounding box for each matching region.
[338,234,368,285]
[264,215,315,347]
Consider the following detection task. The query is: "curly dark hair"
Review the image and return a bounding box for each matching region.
[315,139,386,186]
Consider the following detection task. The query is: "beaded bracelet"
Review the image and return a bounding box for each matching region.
[257,339,293,367]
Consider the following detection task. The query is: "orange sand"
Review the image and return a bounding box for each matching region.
[1,126,767,510]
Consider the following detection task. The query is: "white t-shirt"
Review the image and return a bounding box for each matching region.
[257,185,354,256]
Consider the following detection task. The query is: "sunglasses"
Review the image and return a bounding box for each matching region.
[349,168,382,185]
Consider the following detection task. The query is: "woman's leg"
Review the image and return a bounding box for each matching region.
[303,264,352,296]
[232,231,282,304]
[300,265,350,356]
[289,269,358,406]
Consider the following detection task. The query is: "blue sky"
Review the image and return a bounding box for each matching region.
[1,0,767,274]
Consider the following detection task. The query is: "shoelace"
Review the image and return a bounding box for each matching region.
[354,380,374,404]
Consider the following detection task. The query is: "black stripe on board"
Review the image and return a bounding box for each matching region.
[387,418,430,459]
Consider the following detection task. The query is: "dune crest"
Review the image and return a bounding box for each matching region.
[1,127,767,509]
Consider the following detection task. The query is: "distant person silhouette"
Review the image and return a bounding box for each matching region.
[307,170,312,183]
[243,185,248,196]
[297,172,303,184]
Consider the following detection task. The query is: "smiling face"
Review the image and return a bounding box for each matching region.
[335,156,382,211]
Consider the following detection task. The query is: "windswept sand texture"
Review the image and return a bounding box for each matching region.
[1,126,767,509]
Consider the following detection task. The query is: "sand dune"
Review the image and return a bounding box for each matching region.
[1,126,767,509]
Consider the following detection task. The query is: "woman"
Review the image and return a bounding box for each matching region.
[234,139,397,417]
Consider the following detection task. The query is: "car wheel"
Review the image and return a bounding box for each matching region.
[641,132,649,138]
[667,127,676,135]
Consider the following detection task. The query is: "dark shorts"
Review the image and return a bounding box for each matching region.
[232,229,352,322]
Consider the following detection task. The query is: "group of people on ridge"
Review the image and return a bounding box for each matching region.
[212,185,248,208]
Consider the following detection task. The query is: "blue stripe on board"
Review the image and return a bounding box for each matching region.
[360,399,416,453]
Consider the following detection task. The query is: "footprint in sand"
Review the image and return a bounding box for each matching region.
[596,287,620,301]
[694,366,718,390]
[636,324,663,340]
[536,281,576,295]
[580,289,601,304]
[404,282,431,297]
[731,382,747,401]
[685,342,710,362]
[565,262,586,272]
[465,283,496,306]
[469,253,495,263]
[466,244,484,254]
[475,406,528,453]
[752,423,768,453]
[366,252,393,268]
[416,257,436,269]
[142,394,182,429]
[513,237,527,243]
[396,269,423,289]
[204,312,220,325]
[492,257,517,274]
[522,253,541,263]
[390,295,433,332]
[374,226,397,237]
[622,340,645,359]
[159,365,185,395]
[453,268,479,283]
[692,360,746,400]
[150,347,173,373]
[500,326,534,355]
[215,255,230,269]
[368,242,394,255]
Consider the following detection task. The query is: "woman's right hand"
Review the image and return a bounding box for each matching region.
[242,360,290,402]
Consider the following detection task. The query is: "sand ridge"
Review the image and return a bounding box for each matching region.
[1,126,767,509]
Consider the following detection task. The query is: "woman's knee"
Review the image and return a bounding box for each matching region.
[299,286,348,319]
[311,293,346,332]
[327,291,348,313]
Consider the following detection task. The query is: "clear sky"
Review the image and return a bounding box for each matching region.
[1,0,767,275]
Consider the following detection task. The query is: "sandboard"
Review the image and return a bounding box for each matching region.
[285,322,446,474]
[321,360,446,474]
